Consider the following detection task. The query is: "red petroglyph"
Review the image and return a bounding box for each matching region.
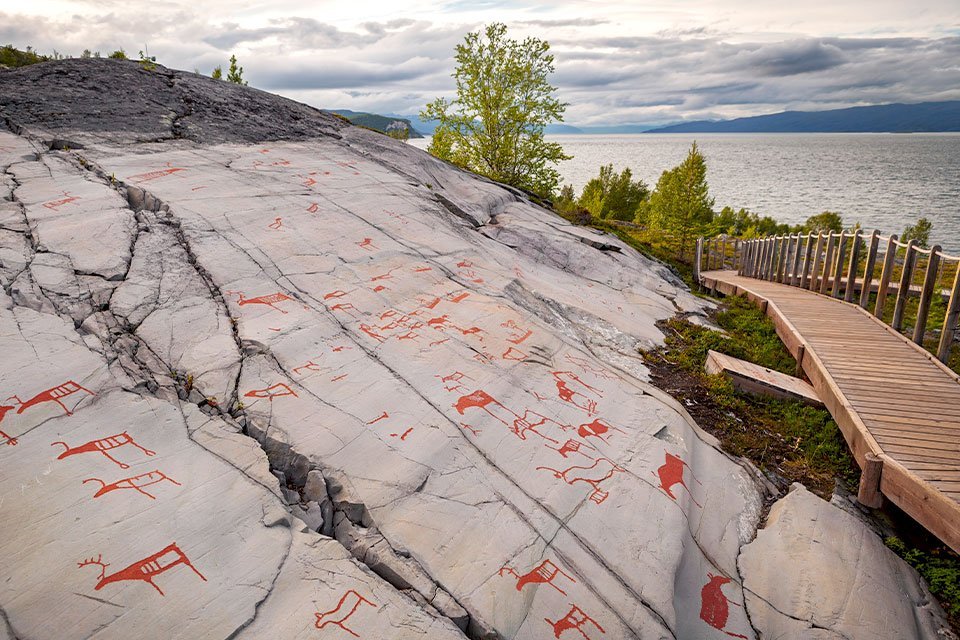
[372,285,387,293]
[330,303,361,318]
[654,452,702,507]
[228,291,293,314]
[128,166,185,183]
[454,391,573,445]
[330,344,352,353]
[357,238,377,251]
[371,267,400,282]
[302,176,317,187]
[360,324,387,343]
[271,159,290,166]
[545,605,605,639]
[397,331,419,341]
[78,543,206,596]
[268,217,284,230]
[457,260,472,268]
[191,186,207,191]
[437,371,471,393]
[325,290,350,300]
[308,202,319,213]
[548,438,596,459]
[421,297,442,310]
[563,354,619,381]
[7,380,95,416]
[499,559,576,595]
[367,412,389,425]
[447,291,470,304]
[293,360,324,375]
[459,422,481,436]
[536,458,625,505]
[51,432,155,469]
[501,320,533,344]
[269,327,282,332]
[331,374,349,382]
[530,391,549,401]
[0,405,18,445]
[83,469,181,500]
[244,383,298,400]
[390,428,413,440]
[260,148,271,153]
[314,589,377,638]
[430,338,450,347]
[576,419,626,443]
[42,193,80,210]
[502,347,528,361]
[413,266,432,273]
[552,371,602,415]
[700,574,748,639]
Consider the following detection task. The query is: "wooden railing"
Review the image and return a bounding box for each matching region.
[695,231,960,364]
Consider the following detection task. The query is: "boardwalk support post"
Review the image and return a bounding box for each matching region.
[820,233,836,295]
[859,230,880,309]
[809,233,824,291]
[795,344,805,378]
[832,231,847,298]
[857,453,884,509]
[800,233,815,289]
[874,234,898,318]
[939,263,960,362]
[913,245,941,345]
[844,229,862,302]
[892,240,917,331]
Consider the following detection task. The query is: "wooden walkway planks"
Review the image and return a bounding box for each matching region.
[701,269,960,553]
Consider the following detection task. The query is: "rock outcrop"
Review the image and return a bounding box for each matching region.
[0,58,952,639]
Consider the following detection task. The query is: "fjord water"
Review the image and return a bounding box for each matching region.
[412,133,960,251]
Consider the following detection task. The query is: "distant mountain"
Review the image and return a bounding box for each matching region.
[576,124,662,134]
[645,101,960,133]
[330,110,424,138]
[392,115,583,136]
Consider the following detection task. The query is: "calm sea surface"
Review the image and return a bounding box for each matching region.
[410,133,960,252]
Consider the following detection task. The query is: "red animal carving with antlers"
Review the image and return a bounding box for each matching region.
[545,604,605,639]
[78,543,206,596]
[314,590,378,638]
[700,574,749,639]
[654,452,702,507]
[499,559,576,595]
[83,469,181,500]
[7,380,94,417]
[52,432,155,469]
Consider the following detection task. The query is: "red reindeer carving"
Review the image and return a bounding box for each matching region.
[499,559,576,595]
[244,383,298,401]
[0,404,17,445]
[545,604,605,639]
[228,290,293,314]
[78,543,206,596]
[552,372,601,415]
[83,469,181,500]
[537,458,624,505]
[453,390,571,444]
[654,452,702,507]
[314,590,378,638]
[7,380,94,416]
[52,432,155,469]
[700,574,748,639]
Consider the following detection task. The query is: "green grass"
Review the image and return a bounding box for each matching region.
[886,536,960,620]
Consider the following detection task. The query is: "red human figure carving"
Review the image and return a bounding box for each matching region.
[357,238,377,251]
[8,380,95,416]
[228,291,293,314]
[78,543,206,596]
[307,202,319,213]
[293,360,324,375]
[499,559,576,595]
[548,438,596,459]
[654,452,702,507]
[501,320,533,344]
[83,469,181,500]
[268,217,284,230]
[43,192,80,210]
[314,589,378,638]
[544,605,605,639]
[0,404,17,445]
[576,419,626,443]
[245,383,298,400]
[700,574,748,639]
[552,372,602,415]
[52,432,155,469]
[128,166,185,183]
[537,458,625,505]
[367,411,389,425]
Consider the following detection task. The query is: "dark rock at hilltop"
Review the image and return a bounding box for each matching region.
[0,57,346,144]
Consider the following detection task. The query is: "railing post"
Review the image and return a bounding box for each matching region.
[874,234,898,318]
[938,261,960,362]
[776,235,789,282]
[844,229,862,302]
[800,232,815,289]
[759,238,771,279]
[791,233,803,286]
[721,238,728,270]
[913,245,941,345]
[831,231,848,298]
[859,230,880,309]
[820,232,836,294]
[694,237,703,286]
[808,232,824,291]
[892,239,917,331]
[750,240,759,277]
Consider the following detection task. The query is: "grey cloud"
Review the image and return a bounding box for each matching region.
[516,18,608,27]
[727,40,848,76]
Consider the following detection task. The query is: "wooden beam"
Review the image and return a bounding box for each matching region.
[820,233,836,295]
[844,229,862,302]
[913,245,942,344]
[857,452,884,508]
[860,230,880,309]
[892,239,917,331]
[832,230,848,298]
[874,234,898,318]
[938,261,960,362]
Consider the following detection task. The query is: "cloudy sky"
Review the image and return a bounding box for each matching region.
[4,1,960,126]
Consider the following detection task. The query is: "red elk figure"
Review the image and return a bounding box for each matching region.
[453,390,570,444]
[536,458,625,505]
[499,559,576,595]
[653,452,702,507]
[576,419,626,443]
[551,372,602,415]
[700,574,749,639]
[78,543,207,596]
[52,432,155,469]
[544,604,605,639]
[0,404,17,445]
[7,380,95,417]
[314,590,378,638]
[83,469,181,500]
[227,290,293,314]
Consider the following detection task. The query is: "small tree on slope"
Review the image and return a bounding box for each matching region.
[648,142,715,259]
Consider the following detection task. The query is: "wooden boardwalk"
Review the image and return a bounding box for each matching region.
[701,269,960,553]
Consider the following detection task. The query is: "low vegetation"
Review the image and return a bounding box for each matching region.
[886,536,960,621]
